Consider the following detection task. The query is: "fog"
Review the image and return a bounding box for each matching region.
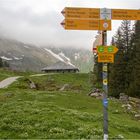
[0,0,139,50]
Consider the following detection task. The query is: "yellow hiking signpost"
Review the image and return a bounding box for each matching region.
[98,53,114,63]
[60,6,140,140]
[61,7,140,20]
[61,7,112,31]
[61,19,111,30]
[61,7,100,19]
[97,46,118,63]
[112,9,140,20]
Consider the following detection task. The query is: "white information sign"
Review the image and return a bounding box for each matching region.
[100,8,112,20]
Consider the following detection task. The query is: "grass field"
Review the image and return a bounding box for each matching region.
[0,73,140,139]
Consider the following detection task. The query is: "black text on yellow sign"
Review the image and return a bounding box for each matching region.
[112,9,140,20]
[98,53,114,63]
[62,7,100,19]
[61,19,111,30]
[62,7,140,20]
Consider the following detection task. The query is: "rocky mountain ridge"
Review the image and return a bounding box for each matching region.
[0,37,93,72]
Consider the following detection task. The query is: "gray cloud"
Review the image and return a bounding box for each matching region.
[0,0,139,49]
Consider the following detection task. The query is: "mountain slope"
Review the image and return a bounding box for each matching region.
[0,37,93,72]
[0,38,76,72]
[43,46,93,73]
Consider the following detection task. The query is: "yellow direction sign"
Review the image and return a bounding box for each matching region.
[98,53,114,63]
[61,7,140,20]
[61,7,100,19]
[61,19,111,30]
[97,46,118,54]
[112,9,140,20]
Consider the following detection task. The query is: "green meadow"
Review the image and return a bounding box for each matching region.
[0,72,139,139]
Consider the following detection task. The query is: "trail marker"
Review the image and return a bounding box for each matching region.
[61,7,100,19]
[61,19,111,30]
[61,7,140,21]
[112,9,140,20]
[98,53,114,63]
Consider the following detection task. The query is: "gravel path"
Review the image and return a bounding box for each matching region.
[30,73,56,77]
[0,76,21,88]
[0,73,54,89]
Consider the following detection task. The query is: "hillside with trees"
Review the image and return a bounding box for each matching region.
[94,20,140,98]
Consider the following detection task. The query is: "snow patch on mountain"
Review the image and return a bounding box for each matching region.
[23,45,29,49]
[1,56,13,61]
[44,48,76,67]
[44,48,65,62]
[58,52,70,62]
[59,52,76,67]
[13,56,23,60]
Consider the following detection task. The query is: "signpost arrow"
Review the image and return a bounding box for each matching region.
[61,19,111,30]
[63,7,100,19]
[61,7,140,21]
[61,8,65,17]
[60,20,65,28]
[112,9,140,20]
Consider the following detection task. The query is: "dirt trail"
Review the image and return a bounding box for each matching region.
[0,76,20,88]
[0,73,53,89]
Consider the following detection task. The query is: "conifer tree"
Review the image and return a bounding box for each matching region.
[127,20,140,97]
[109,20,132,97]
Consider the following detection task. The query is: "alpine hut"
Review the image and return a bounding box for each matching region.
[42,61,79,73]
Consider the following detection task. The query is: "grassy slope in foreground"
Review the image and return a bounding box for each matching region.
[0,73,139,139]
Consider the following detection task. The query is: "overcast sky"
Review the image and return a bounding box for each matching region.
[0,0,139,50]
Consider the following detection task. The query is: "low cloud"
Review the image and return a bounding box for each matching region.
[0,0,139,49]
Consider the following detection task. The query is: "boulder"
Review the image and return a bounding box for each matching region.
[88,88,103,98]
[24,78,37,89]
[29,81,36,89]
[59,84,70,91]
[129,97,140,109]
[134,114,140,120]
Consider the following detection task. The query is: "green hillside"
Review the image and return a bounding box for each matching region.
[0,73,139,139]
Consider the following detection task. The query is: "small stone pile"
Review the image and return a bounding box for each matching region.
[25,78,37,89]
[120,93,140,120]
[88,88,103,99]
[59,84,70,91]
[119,93,129,103]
